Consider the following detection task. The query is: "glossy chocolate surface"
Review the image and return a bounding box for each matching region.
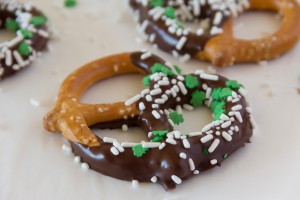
[70,52,253,190]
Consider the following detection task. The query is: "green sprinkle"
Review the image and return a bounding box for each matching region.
[64,0,77,7]
[30,16,47,26]
[169,111,184,125]
[151,130,169,143]
[184,75,199,89]
[151,135,164,142]
[210,101,225,120]
[163,7,176,19]
[152,130,169,137]
[5,19,19,31]
[143,75,151,86]
[19,29,33,39]
[150,0,164,7]
[174,65,182,74]
[226,80,242,90]
[132,144,149,157]
[223,153,228,159]
[202,148,209,155]
[17,42,31,56]
[190,90,206,107]
[211,88,222,100]
[219,88,233,99]
[151,63,174,76]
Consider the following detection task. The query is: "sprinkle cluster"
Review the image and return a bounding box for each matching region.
[101,52,255,186]
[132,0,249,61]
[0,1,50,79]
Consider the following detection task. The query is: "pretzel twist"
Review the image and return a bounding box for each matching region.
[44,52,254,190]
[130,0,300,67]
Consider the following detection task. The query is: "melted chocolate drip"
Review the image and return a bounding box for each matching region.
[70,52,253,190]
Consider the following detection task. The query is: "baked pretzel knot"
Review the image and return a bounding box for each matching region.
[44,52,254,190]
[130,0,300,67]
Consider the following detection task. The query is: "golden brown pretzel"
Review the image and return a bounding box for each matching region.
[43,53,142,147]
[43,51,254,190]
[129,0,300,67]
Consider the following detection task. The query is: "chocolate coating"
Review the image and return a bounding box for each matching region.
[70,52,253,190]
[128,0,247,57]
[0,2,49,80]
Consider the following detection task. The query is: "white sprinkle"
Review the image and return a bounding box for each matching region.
[210,26,223,35]
[7,35,23,47]
[103,137,116,143]
[239,88,247,96]
[210,159,218,165]
[173,85,180,93]
[196,28,204,36]
[142,142,161,148]
[141,89,150,96]
[146,95,152,102]
[232,105,242,111]
[74,156,81,163]
[202,123,212,132]
[232,98,240,103]
[250,116,257,129]
[173,131,181,139]
[110,147,119,155]
[62,144,72,153]
[228,130,233,135]
[81,163,89,170]
[152,110,161,119]
[155,98,165,104]
[158,80,169,86]
[168,119,175,127]
[188,132,202,137]
[213,12,223,25]
[222,131,232,141]
[200,73,219,81]
[132,180,139,188]
[171,175,182,184]
[150,88,162,96]
[176,105,182,114]
[208,139,220,153]
[221,121,232,128]
[188,158,195,171]
[139,102,145,111]
[122,124,128,132]
[121,142,138,148]
[166,138,177,145]
[176,36,187,50]
[177,81,188,95]
[139,20,149,32]
[246,107,253,113]
[141,52,152,60]
[235,125,240,132]
[176,97,181,102]
[38,29,50,38]
[179,54,191,63]
[182,138,190,148]
[200,134,214,143]
[183,104,194,111]
[159,142,166,150]
[5,50,12,66]
[179,152,187,159]
[206,87,212,98]
[193,170,200,175]
[220,114,230,121]
[234,112,243,123]
[125,94,141,106]
[151,176,158,183]
[215,131,221,136]
[113,141,125,152]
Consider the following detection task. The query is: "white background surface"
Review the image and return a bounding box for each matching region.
[0,0,300,199]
